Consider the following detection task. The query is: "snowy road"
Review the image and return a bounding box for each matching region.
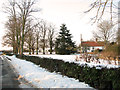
[0,56,20,88]
[5,55,94,89]
[1,56,37,88]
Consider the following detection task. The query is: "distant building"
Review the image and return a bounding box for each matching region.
[80,34,104,53]
[81,41,104,53]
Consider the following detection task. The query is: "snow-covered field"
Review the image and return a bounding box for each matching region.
[32,55,120,69]
[4,55,93,88]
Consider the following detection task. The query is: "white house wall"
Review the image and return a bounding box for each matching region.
[89,46,104,52]
[81,46,104,53]
[94,46,103,50]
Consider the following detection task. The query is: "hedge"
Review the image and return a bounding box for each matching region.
[9,54,120,89]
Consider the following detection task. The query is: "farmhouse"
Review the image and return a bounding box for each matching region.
[81,41,104,53]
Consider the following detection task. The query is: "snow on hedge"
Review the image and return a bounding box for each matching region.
[5,55,93,88]
[32,55,120,69]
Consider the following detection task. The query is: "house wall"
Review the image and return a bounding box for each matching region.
[88,46,104,52]
[94,46,103,50]
[81,46,104,53]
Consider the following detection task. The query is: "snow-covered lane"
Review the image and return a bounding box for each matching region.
[5,55,93,88]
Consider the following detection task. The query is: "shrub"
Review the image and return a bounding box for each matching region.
[102,44,120,58]
[15,55,120,89]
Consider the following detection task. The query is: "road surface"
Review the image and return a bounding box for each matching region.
[0,56,20,89]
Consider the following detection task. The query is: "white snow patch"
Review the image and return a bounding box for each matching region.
[32,55,120,69]
[19,83,32,88]
[5,55,93,88]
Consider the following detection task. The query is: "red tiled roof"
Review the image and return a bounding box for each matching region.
[81,41,104,47]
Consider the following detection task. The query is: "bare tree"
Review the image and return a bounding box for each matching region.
[40,20,48,54]
[2,16,22,54]
[3,0,19,54]
[93,20,115,45]
[37,20,48,54]
[25,29,33,55]
[85,0,118,23]
[48,24,56,54]
[3,0,39,55]
[35,31,40,55]
[2,17,16,52]
[34,23,41,55]
[24,19,36,55]
[117,27,120,44]
[118,2,120,44]
[16,0,38,55]
[85,0,120,45]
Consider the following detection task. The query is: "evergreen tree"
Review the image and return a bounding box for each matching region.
[55,24,76,55]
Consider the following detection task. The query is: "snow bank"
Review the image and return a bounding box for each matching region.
[5,55,93,88]
[32,55,120,69]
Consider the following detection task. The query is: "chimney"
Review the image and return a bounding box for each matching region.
[80,34,83,42]
[80,34,83,43]
[95,38,98,42]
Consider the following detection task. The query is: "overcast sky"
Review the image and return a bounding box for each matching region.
[0,0,119,50]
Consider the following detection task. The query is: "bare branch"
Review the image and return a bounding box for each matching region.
[85,0,116,23]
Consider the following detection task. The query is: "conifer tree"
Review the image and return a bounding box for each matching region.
[55,24,76,55]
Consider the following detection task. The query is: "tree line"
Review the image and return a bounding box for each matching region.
[2,0,55,55]
[2,0,120,56]
[2,0,77,55]
[2,0,38,55]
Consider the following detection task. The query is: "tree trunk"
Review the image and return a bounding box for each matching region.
[36,37,39,55]
[42,39,45,54]
[21,34,24,55]
[50,40,53,54]
[43,45,45,54]
[43,47,45,54]
[16,30,19,54]
[12,30,16,54]
[29,43,31,55]
[29,48,31,55]
[32,48,34,54]
[21,17,26,55]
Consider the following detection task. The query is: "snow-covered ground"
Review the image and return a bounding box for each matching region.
[32,55,120,69]
[4,55,93,88]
